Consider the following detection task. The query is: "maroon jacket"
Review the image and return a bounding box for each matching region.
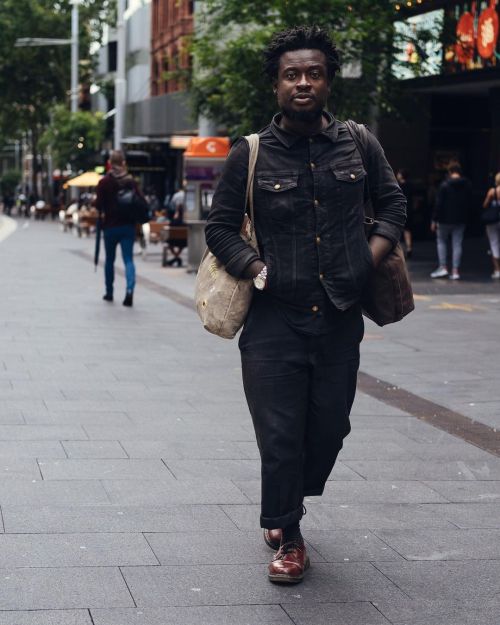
[95,169,141,229]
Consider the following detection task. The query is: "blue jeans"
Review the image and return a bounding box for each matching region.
[103,225,136,295]
[437,223,465,271]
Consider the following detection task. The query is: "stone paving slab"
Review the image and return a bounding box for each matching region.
[221,503,454,530]
[372,598,500,625]
[23,411,132,426]
[0,533,158,567]
[233,479,448,505]
[2,505,236,534]
[143,530,324,565]
[121,562,406,606]
[0,458,42,480]
[37,459,173,480]
[282,602,391,625]
[423,480,500,502]
[91,605,295,625]
[119,439,251,459]
[421,502,500,528]
[0,425,88,441]
[102,478,250,505]
[61,441,128,459]
[0,567,133,609]
[0,611,92,625]
[374,560,500,600]
[374,528,500,561]
[343,459,500,481]
[0,442,66,458]
[303,530,402,562]
[0,480,110,506]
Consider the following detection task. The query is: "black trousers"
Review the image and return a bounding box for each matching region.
[239,295,363,529]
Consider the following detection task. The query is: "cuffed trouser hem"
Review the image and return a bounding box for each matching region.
[260,504,304,530]
[303,486,325,497]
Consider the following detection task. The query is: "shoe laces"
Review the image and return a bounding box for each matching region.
[276,540,303,558]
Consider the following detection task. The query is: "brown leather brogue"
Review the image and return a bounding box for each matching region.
[268,540,310,583]
[263,528,282,550]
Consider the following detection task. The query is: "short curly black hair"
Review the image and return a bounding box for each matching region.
[263,25,341,83]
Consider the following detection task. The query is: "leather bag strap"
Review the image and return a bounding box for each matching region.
[345,120,378,226]
[244,133,260,233]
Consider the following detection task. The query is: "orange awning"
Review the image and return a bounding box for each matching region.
[184,137,230,158]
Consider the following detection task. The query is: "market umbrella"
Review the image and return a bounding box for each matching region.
[65,171,103,188]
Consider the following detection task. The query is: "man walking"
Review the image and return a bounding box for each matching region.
[206,26,406,583]
[95,150,141,307]
[430,163,472,281]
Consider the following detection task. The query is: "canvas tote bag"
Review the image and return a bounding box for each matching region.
[195,134,260,339]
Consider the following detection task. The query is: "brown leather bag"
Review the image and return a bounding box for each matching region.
[345,121,415,326]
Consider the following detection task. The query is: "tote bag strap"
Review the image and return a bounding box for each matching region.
[244,133,260,235]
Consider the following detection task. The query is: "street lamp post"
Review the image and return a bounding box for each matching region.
[70,0,80,113]
[15,0,80,112]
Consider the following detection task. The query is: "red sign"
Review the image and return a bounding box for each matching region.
[477,6,499,58]
[455,11,475,63]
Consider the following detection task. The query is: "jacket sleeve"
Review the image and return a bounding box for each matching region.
[205,138,261,277]
[365,131,407,246]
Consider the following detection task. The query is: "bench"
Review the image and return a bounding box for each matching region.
[161,225,188,267]
[141,221,168,260]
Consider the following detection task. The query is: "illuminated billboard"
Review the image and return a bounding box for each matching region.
[393,2,500,80]
[393,10,445,80]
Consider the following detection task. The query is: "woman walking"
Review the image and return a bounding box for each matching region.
[482,172,500,280]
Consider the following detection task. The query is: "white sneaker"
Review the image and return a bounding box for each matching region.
[449,272,460,280]
[430,267,449,279]
[492,271,500,280]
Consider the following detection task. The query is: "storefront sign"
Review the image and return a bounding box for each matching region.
[477,5,499,58]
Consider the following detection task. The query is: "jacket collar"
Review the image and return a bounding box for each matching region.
[270,111,339,148]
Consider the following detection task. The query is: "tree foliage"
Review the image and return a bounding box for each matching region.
[40,105,106,171]
[191,0,404,137]
[0,170,22,197]
[0,0,114,146]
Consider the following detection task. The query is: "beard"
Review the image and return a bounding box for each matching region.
[281,101,323,123]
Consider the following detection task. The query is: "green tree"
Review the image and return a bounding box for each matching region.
[0,170,22,197]
[191,1,407,137]
[40,105,106,171]
[0,0,114,190]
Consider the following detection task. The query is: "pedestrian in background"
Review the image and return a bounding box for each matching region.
[430,163,472,281]
[95,150,142,307]
[481,172,500,279]
[206,26,406,584]
[396,168,413,258]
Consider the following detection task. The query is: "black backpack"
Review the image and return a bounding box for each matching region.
[116,187,150,224]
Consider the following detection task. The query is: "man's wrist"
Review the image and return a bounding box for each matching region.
[253,265,268,290]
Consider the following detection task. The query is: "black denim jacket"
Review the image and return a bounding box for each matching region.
[206,113,407,311]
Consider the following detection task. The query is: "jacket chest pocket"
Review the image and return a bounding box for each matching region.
[256,172,298,222]
[331,162,367,210]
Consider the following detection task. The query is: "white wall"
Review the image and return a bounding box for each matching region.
[125,0,151,104]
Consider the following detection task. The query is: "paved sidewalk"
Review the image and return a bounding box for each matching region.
[1,221,500,625]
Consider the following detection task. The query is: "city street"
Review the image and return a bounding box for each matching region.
[1,217,500,625]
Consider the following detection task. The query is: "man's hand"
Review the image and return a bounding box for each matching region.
[369,235,392,269]
[430,221,437,233]
[245,260,266,279]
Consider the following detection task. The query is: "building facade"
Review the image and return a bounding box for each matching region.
[151,0,194,96]
[381,0,500,236]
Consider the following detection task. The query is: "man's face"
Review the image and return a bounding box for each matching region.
[275,49,330,122]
